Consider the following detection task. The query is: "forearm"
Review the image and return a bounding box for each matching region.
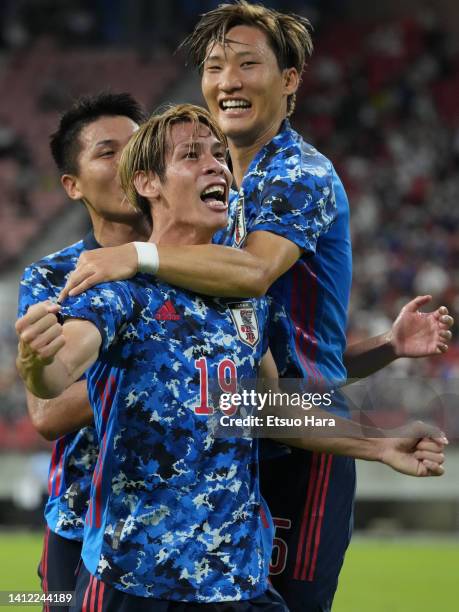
[59,231,300,301]
[18,354,76,399]
[17,320,100,399]
[344,332,396,379]
[157,244,269,297]
[26,381,93,440]
[266,399,386,461]
[282,434,384,461]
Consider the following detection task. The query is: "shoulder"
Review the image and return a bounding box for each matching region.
[22,240,85,282]
[19,240,86,311]
[265,127,334,187]
[70,275,158,312]
[70,279,133,306]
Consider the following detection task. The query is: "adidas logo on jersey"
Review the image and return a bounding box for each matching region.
[154,300,181,321]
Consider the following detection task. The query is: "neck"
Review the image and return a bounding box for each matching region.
[150,219,213,247]
[228,117,285,189]
[89,211,151,247]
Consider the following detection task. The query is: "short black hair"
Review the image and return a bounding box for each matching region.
[50,92,146,175]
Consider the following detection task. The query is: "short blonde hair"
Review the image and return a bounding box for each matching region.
[181,0,313,116]
[119,103,227,211]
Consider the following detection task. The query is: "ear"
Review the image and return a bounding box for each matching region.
[61,174,82,201]
[283,67,299,96]
[133,170,161,201]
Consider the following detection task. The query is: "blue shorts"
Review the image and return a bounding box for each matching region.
[71,563,288,612]
[260,448,356,612]
[38,527,82,612]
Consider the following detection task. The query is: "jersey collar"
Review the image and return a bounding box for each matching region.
[241,119,293,190]
[82,231,101,250]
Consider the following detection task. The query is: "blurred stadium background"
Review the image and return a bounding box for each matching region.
[0,1,458,610]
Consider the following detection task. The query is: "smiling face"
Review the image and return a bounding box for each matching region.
[148,120,232,243]
[63,115,141,222]
[201,25,298,148]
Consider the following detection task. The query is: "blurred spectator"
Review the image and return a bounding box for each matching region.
[1,2,459,441]
[295,10,459,382]
[0,116,30,163]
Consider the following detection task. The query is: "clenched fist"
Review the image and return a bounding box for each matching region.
[16,301,64,373]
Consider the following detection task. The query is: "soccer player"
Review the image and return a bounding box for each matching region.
[56,4,454,611]
[17,104,286,611]
[17,92,149,606]
[16,103,445,611]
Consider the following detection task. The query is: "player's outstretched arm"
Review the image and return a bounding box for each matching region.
[259,352,446,476]
[26,382,93,441]
[58,231,300,301]
[16,302,101,399]
[282,426,446,477]
[344,296,454,379]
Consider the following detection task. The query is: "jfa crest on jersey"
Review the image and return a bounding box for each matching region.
[229,301,260,347]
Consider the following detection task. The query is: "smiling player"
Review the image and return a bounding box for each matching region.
[54,4,454,611]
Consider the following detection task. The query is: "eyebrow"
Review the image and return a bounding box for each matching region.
[94,139,118,148]
[205,49,257,63]
[175,141,200,149]
[174,140,225,152]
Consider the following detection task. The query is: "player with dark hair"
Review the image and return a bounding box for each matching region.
[17,103,446,611]
[57,4,454,612]
[17,91,149,608]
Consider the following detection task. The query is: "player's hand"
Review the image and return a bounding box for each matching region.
[58,243,138,302]
[15,301,64,371]
[379,421,447,477]
[388,295,454,358]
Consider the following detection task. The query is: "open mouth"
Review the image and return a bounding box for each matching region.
[200,184,228,210]
[219,99,252,112]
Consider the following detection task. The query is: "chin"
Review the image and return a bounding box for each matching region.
[223,123,256,145]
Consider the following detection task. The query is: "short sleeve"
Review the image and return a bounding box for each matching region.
[18,262,93,383]
[250,166,338,254]
[17,265,56,318]
[60,283,134,351]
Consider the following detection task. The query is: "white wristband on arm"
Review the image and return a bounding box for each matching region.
[133,242,159,275]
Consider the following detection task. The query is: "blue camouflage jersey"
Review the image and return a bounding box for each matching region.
[214,119,352,384]
[17,233,100,540]
[213,120,354,608]
[60,277,272,602]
